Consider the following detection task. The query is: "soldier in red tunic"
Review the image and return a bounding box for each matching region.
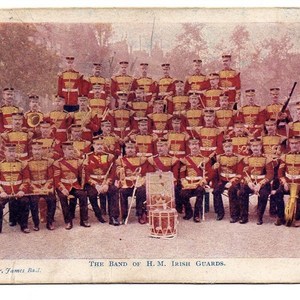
[180,139,214,222]
[53,141,90,230]
[110,61,135,104]
[278,136,300,226]
[203,73,223,108]
[27,141,56,231]
[132,63,157,102]
[68,124,92,158]
[84,136,120,226]
[86,63,107,99]
[88,83,110,119]
[57,56,83,112]
[148,138,182,213]
[219,54,241,109]
[237,89,265,137]
[212,139,244,221]
[264,88,292,137]
[0,87,22,133]
[71,95,101,141]
[0,143,30,233]
[239,138,275,225]
[44,95,73,143]
[184,59,209,95]
[166,80,189,114]
[115,141,149,224]
[156,63,176,98]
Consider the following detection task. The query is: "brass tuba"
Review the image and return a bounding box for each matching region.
[285,182,299,227]
[27,112,42,127]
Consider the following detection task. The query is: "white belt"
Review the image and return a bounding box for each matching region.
[62,88,79,92]
[56,129,67,133]
[169,150,185,155]
[61,178,77,184]
[221,87,236,91]
[153,130,168,134]
[187,126,201,130]
[0,180,22,186]
[31,180,47,185]
[286,173,300,180]
[90,175,105,180]
[186,176,203,181]
[137,153,152,157]
[16,152,28,158]
[114,127,130,132]
[220,173,237,178]
[250,174,265,180]
[200,146,217,151]
[4,124,12,129]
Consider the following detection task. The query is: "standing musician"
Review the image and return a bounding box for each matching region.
[88,83,110,119]
[218,54,241,108]
[203,73,223,108]
[184,91,203,137]
[27,141,56,231]
[264,87,292,137]
[71,95,100,142]
[53,141,90,230]
[239,138,274,225]
[0,143,30,233]
[115,141,149,224]
[57,56,83,112]
[111,61,135,103]
[180,138,213,222]
[1,112,33,161]
[0,87,22,133]
[184,59,209,95]
[24,94,44,137]
[132,63,157,102]
[86,63,108,99]
[212,139,243,222]
[156,63,176,98]
[277,136,300,227]
[44,95,73,143]
[84,136,120,226]
[126,118,157,157]
[237,89,265,137]
[147,138,182,213]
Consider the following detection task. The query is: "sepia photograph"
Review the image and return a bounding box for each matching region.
[0,5,300,284]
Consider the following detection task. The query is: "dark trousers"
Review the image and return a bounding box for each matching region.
[0,197,30,232]
[174,185,182,213]
[119,186,146,219]
[30,194,56,226]
[180,187,205,219]
[63,104,79,112]
[212,181,226,217]
[85,184,120,219]
[57,188,88,224]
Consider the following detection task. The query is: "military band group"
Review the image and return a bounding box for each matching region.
[0,54,300,234]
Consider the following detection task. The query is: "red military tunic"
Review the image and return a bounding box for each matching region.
[27,158,54,195]
[36,137,61,160]
[215,108,236,131]
[288,121,300,138]
[278,152,300,184]
[115,156,149,188]
[84,152,115,186]
[71,139,91,158]
[203,88,223,108]
[0,105,21,133]
[167,95,189,114]
[184,107,203,135]
[128,101,150,129]
[219,69,241,106]
[164,131,189,158]
[53,157,83,192]
[216,153,243,182]
[229,135,251,157]
[71,109,100,141]
[156,76,175,96]
[88,97,109,119]
[57,69,83,106]
[44,110,73,143]
[148,112,172,137]
[1,130,33,160]
[184,74,209,95]
[262,134,286,157]
[111,74,134,100]
[132,77,157,101]
[99,133,121,157]
[180,154,213,190]
[107,108,133,140]
[128,132,157,157]
[194,126,222,157]
[0,159,29,195]
[87,75,107,98]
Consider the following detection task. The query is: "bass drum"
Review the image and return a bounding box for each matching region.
[148,209,178,239]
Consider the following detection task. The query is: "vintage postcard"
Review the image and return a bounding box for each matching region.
[0,6,300,284]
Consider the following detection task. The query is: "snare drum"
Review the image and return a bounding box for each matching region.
[148,209,178,239]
